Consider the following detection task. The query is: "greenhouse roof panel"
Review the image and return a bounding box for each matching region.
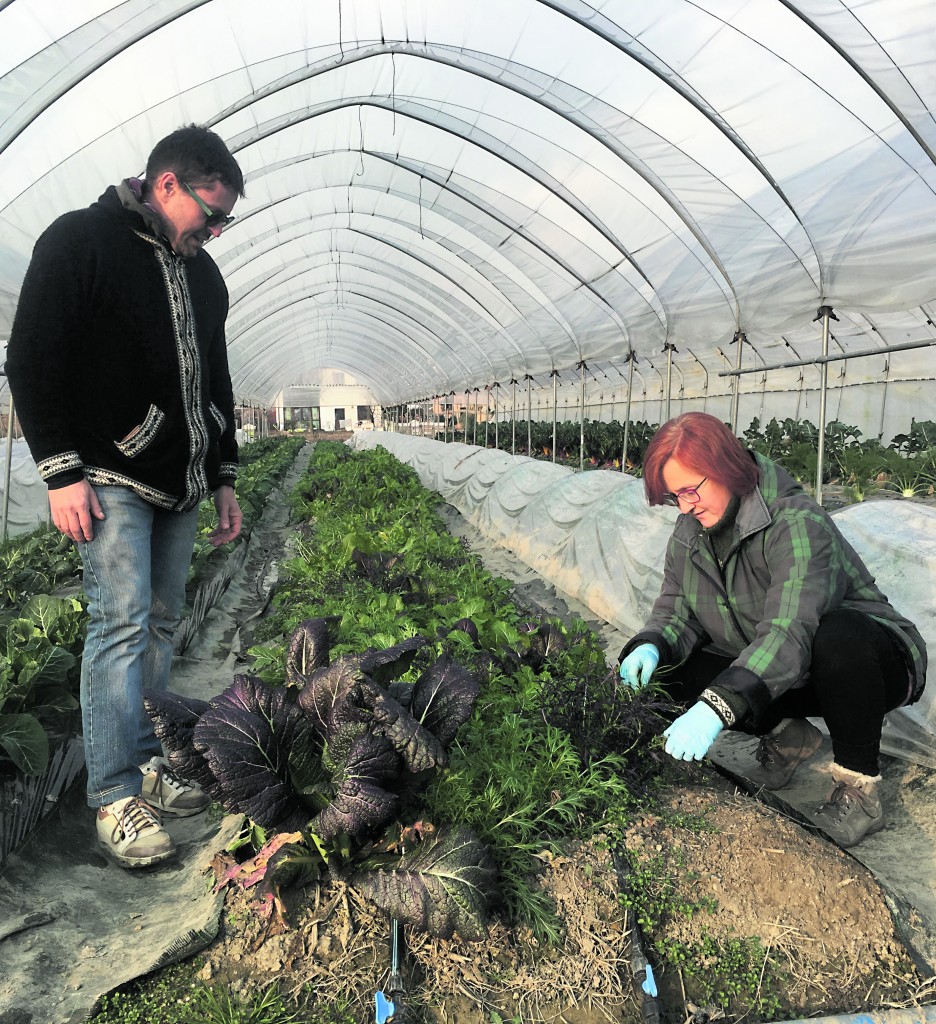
[0,0,934,407]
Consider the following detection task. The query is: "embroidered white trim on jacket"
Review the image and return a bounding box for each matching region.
[84,467,178,510]
[699,687,737,727]
[38,451,83,480]
[114,404,165,458]
[209,401,227,433]
[219,462,238,480]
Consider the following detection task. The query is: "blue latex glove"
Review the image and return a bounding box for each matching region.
[663,702,724,761]
[619,643,660,690]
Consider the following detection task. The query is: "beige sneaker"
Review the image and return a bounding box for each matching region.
[140,756,210,817]
[97,796,175,868]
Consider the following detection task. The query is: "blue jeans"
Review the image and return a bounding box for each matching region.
[77,486,198,808]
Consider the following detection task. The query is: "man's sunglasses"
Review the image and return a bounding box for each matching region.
[180,180,235,231]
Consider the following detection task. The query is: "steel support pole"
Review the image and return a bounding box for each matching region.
[551,370,558,464]
[510,379,517,456]
[622,353,635,473]
[493,383,499,450]
[484,388,490,448]
[526,375,532,455]
[664,343,675,423]
[815,306,837,507]
[578,361,586,472]
[730,331,745,433]
[2,395,14,542]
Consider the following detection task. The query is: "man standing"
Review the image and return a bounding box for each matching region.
[6,125,244,868]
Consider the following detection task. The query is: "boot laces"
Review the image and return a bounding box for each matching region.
[755,735,781,768]
[154,762,192,795]
[820,781,858,821]
[113,797,161,842]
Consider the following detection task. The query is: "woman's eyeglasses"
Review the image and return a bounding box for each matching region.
[663,477,708,507]
[180,180,235,231]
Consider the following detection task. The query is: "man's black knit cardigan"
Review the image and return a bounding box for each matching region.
[6,183,239,513]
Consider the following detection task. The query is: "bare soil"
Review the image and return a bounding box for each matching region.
[192,766,932,1023]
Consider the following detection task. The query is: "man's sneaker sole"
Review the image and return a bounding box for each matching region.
[97,836,175,869]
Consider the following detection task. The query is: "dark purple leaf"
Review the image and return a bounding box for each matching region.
[285,618,332,688]
[367,689,446,773]
[410,655,480,748]
[352,826,499,941]
[359,635,430,685]
[193,675,315,833]
[143,689,218,797]
[296,658,369,740]
[309,776,400,841]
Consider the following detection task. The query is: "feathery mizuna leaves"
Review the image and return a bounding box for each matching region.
[352,826,499,941]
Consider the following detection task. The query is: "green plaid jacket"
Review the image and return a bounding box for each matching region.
[624,453,927,727]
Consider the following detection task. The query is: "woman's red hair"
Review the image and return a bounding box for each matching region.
[643,412,760,506]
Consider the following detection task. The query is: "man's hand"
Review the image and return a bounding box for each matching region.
[49,480,105,543]
[210,485,242,547]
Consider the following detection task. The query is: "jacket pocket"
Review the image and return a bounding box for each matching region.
[114,404,165,458]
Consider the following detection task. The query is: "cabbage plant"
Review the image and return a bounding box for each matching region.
[144,617,498,941]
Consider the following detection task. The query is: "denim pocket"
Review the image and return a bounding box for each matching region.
[114,404,165,458]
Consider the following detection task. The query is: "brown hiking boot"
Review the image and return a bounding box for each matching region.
[96,795,175,868]
[746,718,823,790]
[813,769,884,848]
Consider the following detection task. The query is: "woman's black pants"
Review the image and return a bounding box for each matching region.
[658,608,910,776]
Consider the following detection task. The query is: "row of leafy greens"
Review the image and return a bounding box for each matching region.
[173,441,667,946]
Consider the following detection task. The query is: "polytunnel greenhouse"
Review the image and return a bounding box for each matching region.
[1,2,936,1023]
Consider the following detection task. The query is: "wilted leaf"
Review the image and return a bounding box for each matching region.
[352,826,499,941]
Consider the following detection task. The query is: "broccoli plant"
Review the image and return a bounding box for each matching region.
[144,617,498,942]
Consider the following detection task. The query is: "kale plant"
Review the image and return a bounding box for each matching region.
[144,617,498,942]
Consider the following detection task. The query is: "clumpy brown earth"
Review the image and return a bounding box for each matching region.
[193,769,933,1024]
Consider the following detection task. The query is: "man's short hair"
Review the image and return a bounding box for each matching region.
[145,124,245,197]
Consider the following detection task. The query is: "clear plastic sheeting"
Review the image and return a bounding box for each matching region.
[1,1,935,424]
[350,431,936,767]
[0,439,50,538]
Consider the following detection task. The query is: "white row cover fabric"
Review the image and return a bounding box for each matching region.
[350,430,936,767]
[1,1,935,419]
